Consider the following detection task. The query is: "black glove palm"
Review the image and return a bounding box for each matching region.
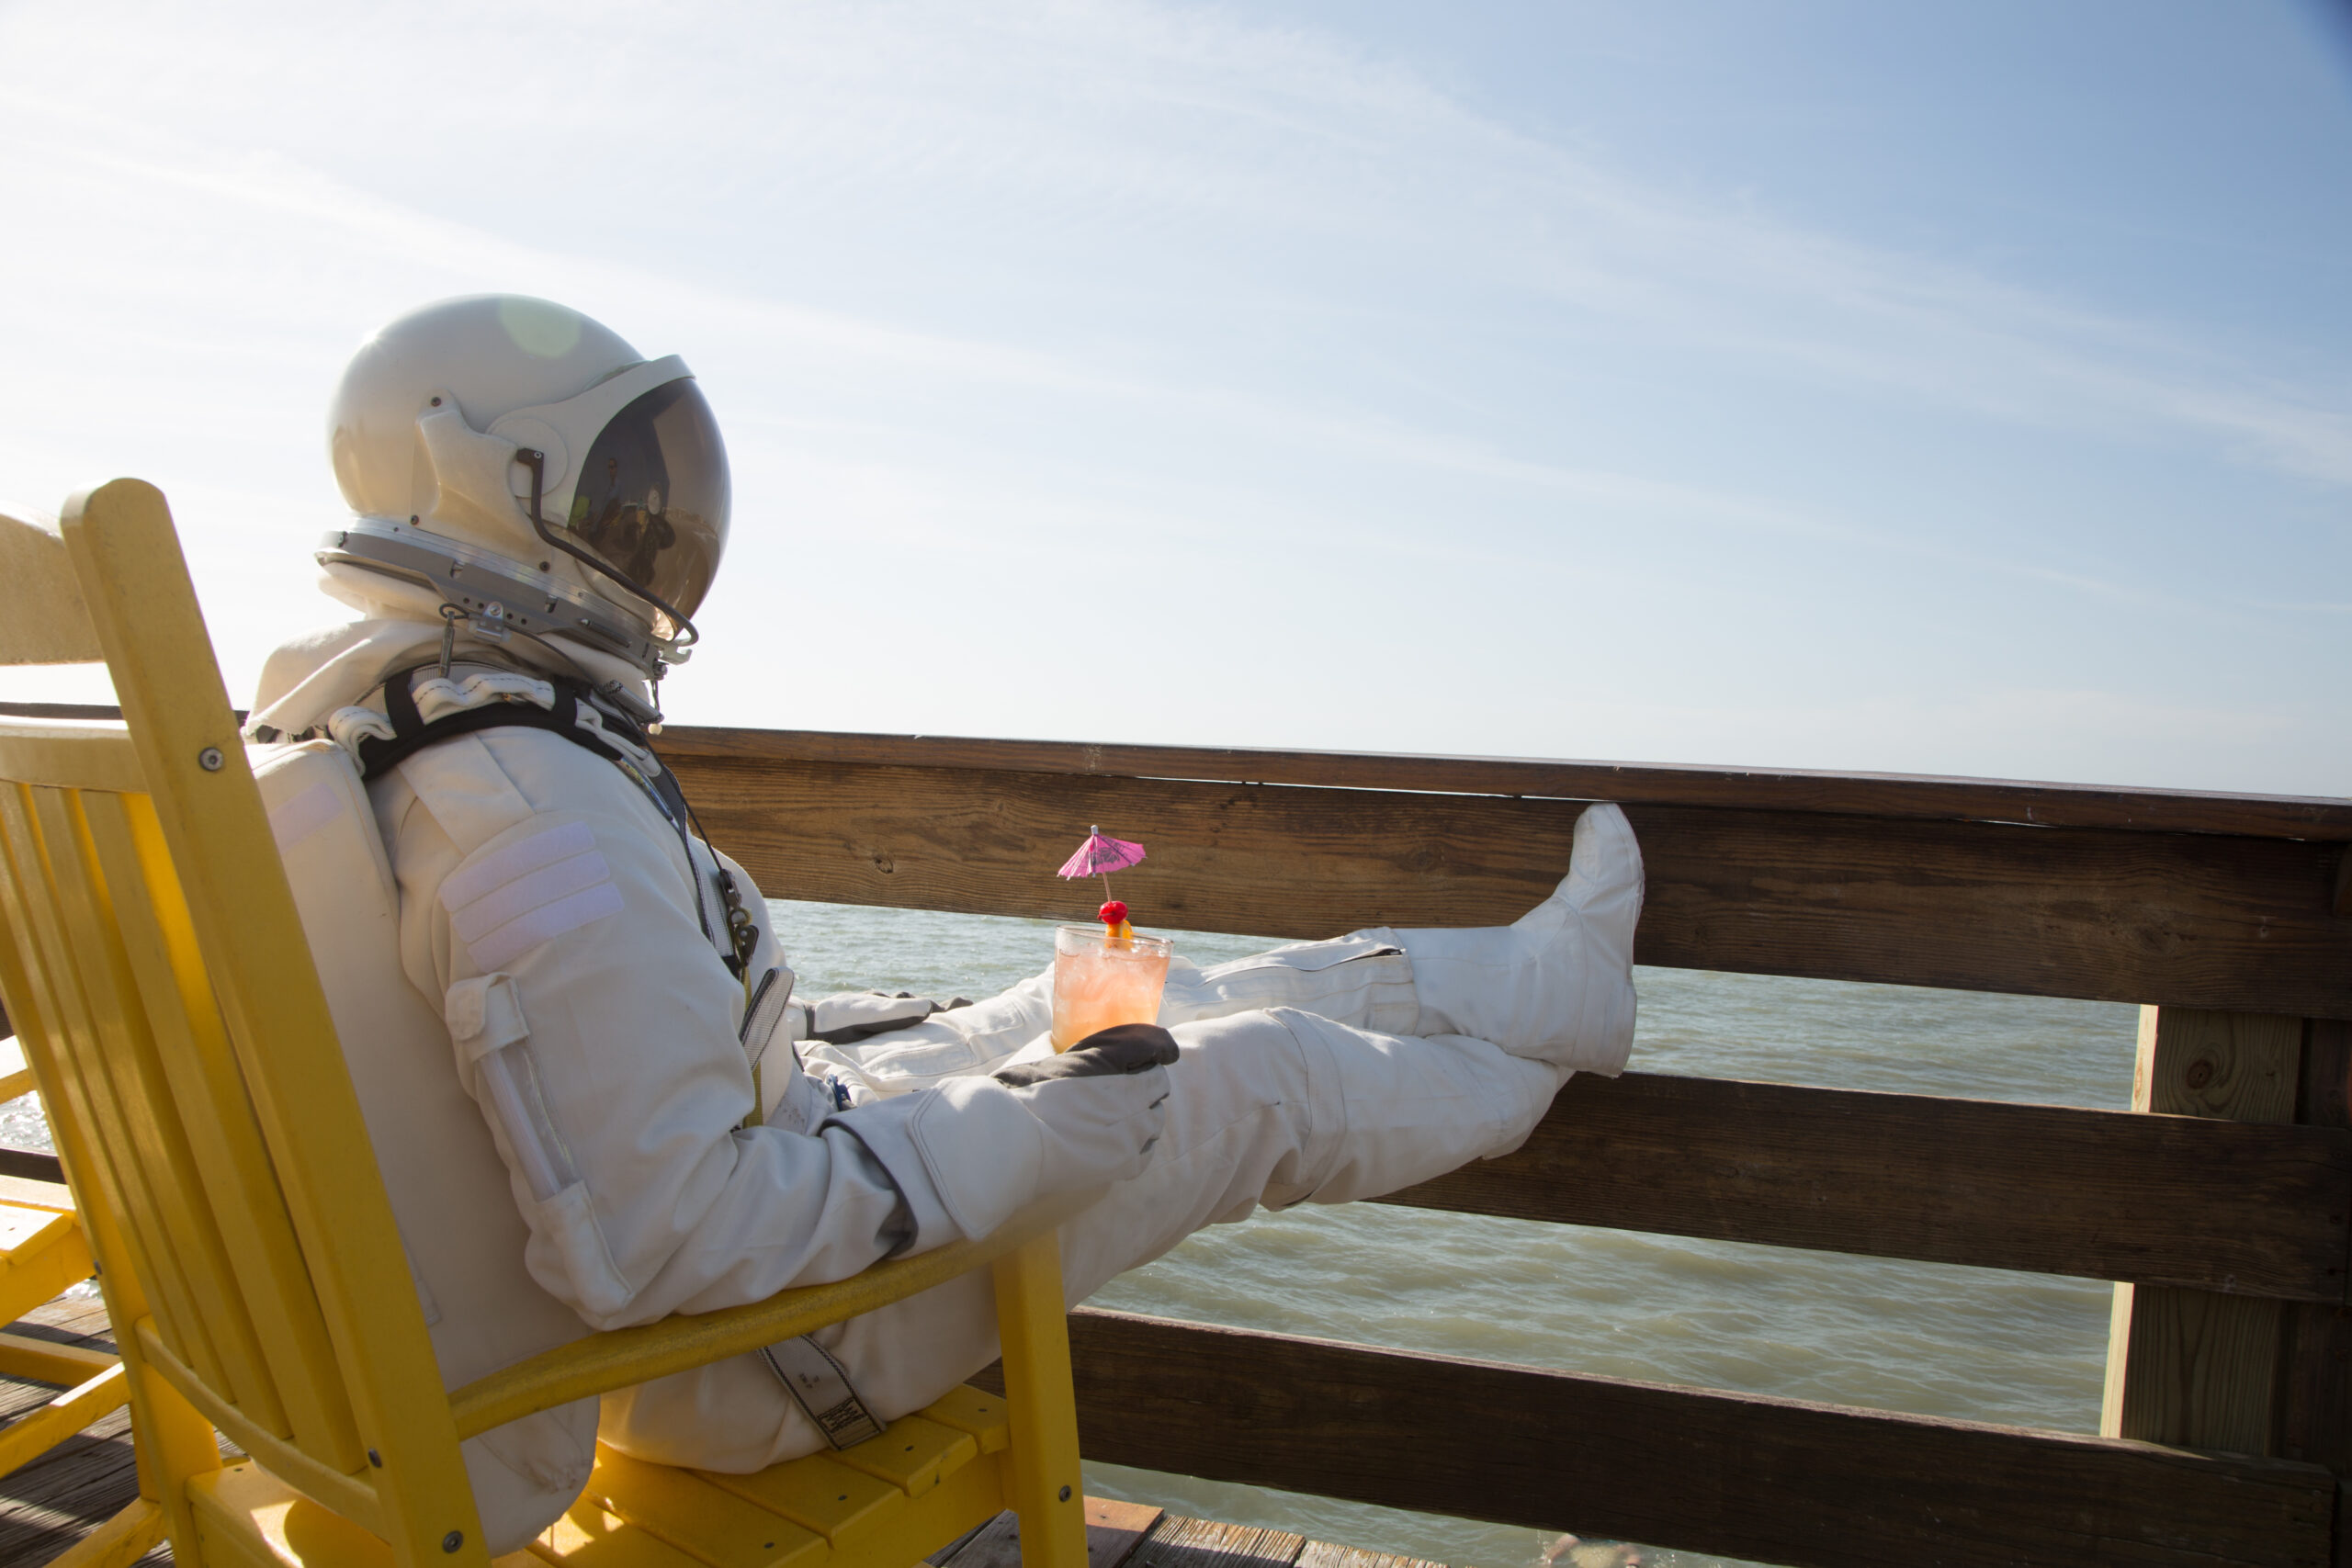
[992,1023,1180,1088]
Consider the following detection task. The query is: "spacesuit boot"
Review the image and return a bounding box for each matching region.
[1378,801,1644,1077]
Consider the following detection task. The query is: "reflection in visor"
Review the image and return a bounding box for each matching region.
[566,378,730,622]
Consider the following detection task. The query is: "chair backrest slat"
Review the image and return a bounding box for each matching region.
[85,787,367,1450]
[47,784,301,1435]
[0,511,101,664]
[0,784,228,1386]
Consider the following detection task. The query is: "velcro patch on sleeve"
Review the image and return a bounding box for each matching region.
[443,820,624,972]
[266,780,345,852]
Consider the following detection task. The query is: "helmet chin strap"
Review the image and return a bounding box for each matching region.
[511,446,703,659]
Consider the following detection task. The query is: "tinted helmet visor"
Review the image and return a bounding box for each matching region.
[565,377,730,624]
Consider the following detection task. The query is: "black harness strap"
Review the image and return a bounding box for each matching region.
[354,667,753,977]
[359,671,657,794]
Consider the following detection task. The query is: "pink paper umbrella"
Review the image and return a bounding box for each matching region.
[1057,826,1146,908]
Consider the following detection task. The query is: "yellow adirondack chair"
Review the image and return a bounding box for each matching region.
[0,479,1091,1568]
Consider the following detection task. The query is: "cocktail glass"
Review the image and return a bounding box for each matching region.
[1050,925,1174,1051]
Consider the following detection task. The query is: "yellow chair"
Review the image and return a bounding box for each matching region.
[0,480,1090,1568]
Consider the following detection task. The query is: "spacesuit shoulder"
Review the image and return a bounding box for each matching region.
[390,725,672,859]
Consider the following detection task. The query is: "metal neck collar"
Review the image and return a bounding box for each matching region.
[318,517,680,678]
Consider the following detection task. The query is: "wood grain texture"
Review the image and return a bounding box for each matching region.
[1125,1516,1306,1568]
[930,1499,1164,1568]
[17,704,2352,839]
[662,755,2352,1017]
[1088,1499,1168,1568]
[0,1290,216,1568]
[655,725,2352,841]
[1060,1310,2335,1568]
[2276,1298,2352,1472]
[1293,1545,1446,1568]
[2104,1283,2284,1453]
[2278,1021,2352,1483]
[2105,1009,2301,1453]
[2137,1009,2301,1123]
[1376,1071,2352,1299]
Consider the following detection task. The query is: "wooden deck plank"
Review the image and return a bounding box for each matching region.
[1294,1544,1445,1568]
[0,1290,141,1568]
[0,1400,146,1567]
[932,1497,1164,1568]
[1124,1517,1306,1568]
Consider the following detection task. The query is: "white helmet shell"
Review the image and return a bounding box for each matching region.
[321,295,730,671]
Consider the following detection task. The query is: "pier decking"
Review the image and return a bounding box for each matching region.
[0,1199,155,1565]
[0,1269,1447,1568]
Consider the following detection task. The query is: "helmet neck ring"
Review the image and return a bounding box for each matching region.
[318,518,678,677]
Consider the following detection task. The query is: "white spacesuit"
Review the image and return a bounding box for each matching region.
[246,295,1644,1553]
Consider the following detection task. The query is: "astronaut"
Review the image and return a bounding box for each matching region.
[244,295,1644,1551]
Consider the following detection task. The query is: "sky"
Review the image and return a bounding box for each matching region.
[1,0,2346,795]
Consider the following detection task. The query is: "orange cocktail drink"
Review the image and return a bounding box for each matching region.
[1050,925,1173,1051]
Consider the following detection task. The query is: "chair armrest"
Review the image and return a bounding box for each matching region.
[447,1193,1087,1439]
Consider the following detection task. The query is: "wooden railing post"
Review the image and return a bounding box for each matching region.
[2103,1007,2303,1455]
[2278,1019,2352,1549]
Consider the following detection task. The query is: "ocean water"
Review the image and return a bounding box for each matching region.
[0,899,2139,1568]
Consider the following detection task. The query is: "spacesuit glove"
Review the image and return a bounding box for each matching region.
[828,1050,1174,1247]
[999,1061,1174,1201]
[991,1023,1179,1086]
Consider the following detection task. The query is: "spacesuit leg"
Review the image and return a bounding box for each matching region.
[798,969,1057,1099]
[804,800,1642,1099]
[600,1004,1555,1472]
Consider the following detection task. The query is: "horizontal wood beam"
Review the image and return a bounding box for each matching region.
[19,708,2352,841]
[661,751,2352,1017]
[0,1146,64,1186]
[1379,1071,2352,1301]
[658,726,2352,842]
[1033,1311,2334,1568]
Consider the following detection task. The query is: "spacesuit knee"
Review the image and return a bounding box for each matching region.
[1257,1008,1556,1208]
[1159,934,1417,1032]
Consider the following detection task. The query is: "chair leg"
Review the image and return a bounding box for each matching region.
[989,1232,1088,1568]
[0,1333,117,1389]
[122,1348,220,1561]
[0,1362,130,1481]
[40,1497,164,1568]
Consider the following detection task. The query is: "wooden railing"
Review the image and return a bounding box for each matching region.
[5,707,2339,1563]
[655,724,2352,1568]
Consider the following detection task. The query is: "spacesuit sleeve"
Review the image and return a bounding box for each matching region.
[414,784,949,1332]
